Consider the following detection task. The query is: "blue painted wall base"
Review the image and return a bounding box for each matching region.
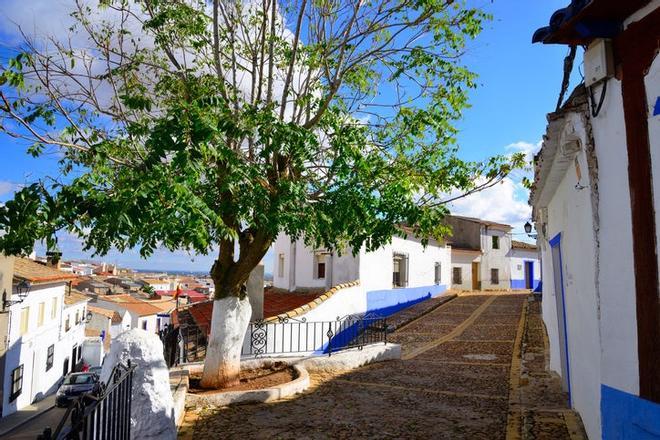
[320,284,449,353]
[366,284,448,317]
[601,385,660,439]
[510,279,541,290]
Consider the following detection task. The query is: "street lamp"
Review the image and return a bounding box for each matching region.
[2,280,32,310]
[524,221,538,239]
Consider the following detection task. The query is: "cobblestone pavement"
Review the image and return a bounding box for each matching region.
[181,291,586,439]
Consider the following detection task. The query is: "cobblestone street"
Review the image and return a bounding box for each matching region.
[181,292,586,439]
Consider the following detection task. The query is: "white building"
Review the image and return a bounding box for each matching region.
[93,295,167,333]
[509,241,542,290]
[445,216,540,291]
[272,228,451,318]
[0,258,87,418]
[531,2,660,438]
[140,278,171,292]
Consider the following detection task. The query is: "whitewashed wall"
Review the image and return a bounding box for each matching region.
[359,235,451,293]
[272,232,449,293]
[137,315,159,333]
[450,251,480,290]
[2,283,65,415]
[590,76,639,402]
[509,249,541,289]
[541,112,602,440]
[480,228,512,289]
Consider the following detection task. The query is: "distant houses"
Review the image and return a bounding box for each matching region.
[272,216,539,319]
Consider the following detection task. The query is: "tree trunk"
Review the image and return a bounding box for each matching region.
[199,295,252,389]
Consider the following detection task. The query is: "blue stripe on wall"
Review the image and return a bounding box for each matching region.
[366,284,448,317]
[601,384,660,439]
[510,279,542,290]
[319,284,449,353]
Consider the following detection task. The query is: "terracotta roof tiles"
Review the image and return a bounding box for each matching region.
[13,258,78,284]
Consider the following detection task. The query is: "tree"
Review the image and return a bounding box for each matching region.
[0,0,524,388]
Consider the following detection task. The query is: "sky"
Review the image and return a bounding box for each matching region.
[0,0,581,274]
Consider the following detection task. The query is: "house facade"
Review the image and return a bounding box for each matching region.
[0,258,87,418]
[272,229,451,317]
[93,295,165,333]
[531,2,659,438]
[446,216,539,291]
[509,241,542,290]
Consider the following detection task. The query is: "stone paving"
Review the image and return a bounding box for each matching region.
[180,291,586,439]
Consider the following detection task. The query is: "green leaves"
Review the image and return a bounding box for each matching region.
[0,0,523,282]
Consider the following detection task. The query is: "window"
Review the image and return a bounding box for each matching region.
[434,263,442,285]
[19,307,29,335]
[278,254,285,278]
[65,314,71,332]
[75,310,80,325]
[492,236,500,249]
[46,345,54,371]
[10,365,23,401]
[77,345,82,361]
[314,253,326,279]
[142,320,148,330]
[517,264,522,271]
[51,297,58,319]
[38,302,45,327]
[453,267,462,285]
[392,253,409,288]
[491,268,500,284]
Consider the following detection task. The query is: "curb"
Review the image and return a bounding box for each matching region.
[184,363,310,407]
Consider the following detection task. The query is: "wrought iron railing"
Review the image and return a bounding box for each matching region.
[161,314,387,366]
[38,361,136,440]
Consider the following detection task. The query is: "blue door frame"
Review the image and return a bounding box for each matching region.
[549,232,572,406]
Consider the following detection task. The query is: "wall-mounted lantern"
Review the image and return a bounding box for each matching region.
[524,221,538,239]
[2,280,32,310]
[84,310,93,323]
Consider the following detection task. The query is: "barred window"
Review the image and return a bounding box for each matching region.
[46,345,54,371]
[10,365,23,402]
[453,267,462,285]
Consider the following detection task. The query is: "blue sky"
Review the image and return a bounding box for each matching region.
[0,1,580,273]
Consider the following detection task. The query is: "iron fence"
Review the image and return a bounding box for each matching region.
[161,313,387,366]
[39,361,136,440]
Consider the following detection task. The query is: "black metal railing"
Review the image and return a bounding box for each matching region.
[39,361,136,440]
[162,314,387,365]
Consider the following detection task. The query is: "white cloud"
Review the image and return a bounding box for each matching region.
[0,181,22,197]
[505,140,542,159]
[449,177,531,228]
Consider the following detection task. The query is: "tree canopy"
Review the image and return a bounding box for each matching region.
[0,0,524,294]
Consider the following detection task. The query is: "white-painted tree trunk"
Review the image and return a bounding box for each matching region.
[200,296,252,389]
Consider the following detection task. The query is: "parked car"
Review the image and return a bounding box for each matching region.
[89,366,102,376]
[55,372,99,407]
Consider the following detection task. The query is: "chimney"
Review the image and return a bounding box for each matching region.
[46,250,63,270]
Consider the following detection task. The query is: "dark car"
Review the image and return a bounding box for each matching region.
[55,372,99,407]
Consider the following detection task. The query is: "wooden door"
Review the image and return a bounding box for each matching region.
[471,262,480,290]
